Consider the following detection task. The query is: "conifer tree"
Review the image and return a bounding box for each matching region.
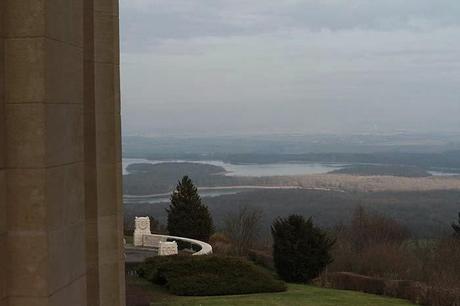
[166,176,214,242]
[271,215,335,282]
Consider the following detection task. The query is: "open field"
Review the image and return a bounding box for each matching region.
[296,173,460,192]
[329,164,432,177]
[127,275,415,306]
[145,283,415,306]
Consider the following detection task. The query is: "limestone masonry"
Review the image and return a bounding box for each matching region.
[0,0,125,305]
[133,217,179,256]
[134,217,152,246]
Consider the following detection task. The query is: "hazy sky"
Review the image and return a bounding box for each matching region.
[120,0,460,136]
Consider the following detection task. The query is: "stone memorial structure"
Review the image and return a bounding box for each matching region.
[133,217,178,256]
[143,234,167,248]
[158,241,179,256]
[134,217,152,247]
[0,0,125,305]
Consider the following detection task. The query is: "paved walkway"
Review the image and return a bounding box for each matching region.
[125,245,158,263]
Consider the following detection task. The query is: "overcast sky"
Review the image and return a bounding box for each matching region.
[120,0,460,136]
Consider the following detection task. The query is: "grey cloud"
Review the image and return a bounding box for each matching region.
[120,0,460,136]
[121,0,460,51]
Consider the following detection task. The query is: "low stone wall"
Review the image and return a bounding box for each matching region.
[316,272,460,306]
[125,234,212,263]
[158,234,213,256]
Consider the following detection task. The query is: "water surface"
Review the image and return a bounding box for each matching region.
[122,158,345,176]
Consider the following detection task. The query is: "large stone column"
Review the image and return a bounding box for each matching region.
[85,0,125,305]
[0,0,7,305]
[0,0,124,305]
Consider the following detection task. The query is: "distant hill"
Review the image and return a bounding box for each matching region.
[124,162,228,195]
[126,162,225,176]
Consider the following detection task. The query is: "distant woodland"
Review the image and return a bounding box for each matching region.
[123,153,460,239]
[123,162,460,195]
[125,188,460,238]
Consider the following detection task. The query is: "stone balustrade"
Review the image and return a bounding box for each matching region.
[131,217,213,256]
[154,234,213,256]
[124,233,213,263]
[131,233,212,256]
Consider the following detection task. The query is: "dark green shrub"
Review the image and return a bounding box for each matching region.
[248,249,275,270]
[322,272,460,306]
[452,212,460,238]
[137,256,176,285]
[137,255,286,296]
[272,215,335,282]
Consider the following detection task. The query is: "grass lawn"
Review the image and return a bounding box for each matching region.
[129,277,415,306]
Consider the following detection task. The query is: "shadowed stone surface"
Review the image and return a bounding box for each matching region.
[0,0,124,305]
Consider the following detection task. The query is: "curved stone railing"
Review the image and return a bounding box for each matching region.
[148,234,213,256]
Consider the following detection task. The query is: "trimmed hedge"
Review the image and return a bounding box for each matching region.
[137,255,287,296]
[318,272,386,295]
[316,272,460,306]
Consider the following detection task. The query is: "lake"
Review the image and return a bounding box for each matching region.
[123,186,305,204]
[123,158,460,178]
[122,158,459,204]
[124,189,243,204]
[122,158,346,176]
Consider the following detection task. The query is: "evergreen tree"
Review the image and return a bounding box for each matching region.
[453,212,460,238]
[271,215,335,282]
[166,176,214,242]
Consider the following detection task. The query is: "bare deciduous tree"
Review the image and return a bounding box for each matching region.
[349,206,410,251]
[452,212,460,238]
[224,205,263,256]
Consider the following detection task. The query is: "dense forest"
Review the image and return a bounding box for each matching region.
[125,189,460,238]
